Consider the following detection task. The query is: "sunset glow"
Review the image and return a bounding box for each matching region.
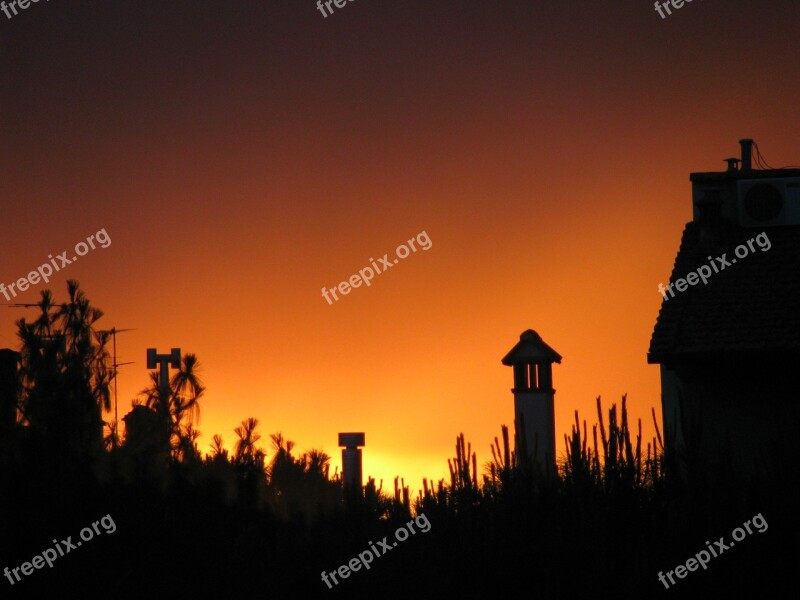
[3,0,799,494]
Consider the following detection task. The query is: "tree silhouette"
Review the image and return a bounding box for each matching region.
[139,352,205,460]
[269,432,302,487]
[209,433,227,461]
[233,418,265,465]
[16,281,112,462]
[301,449,331,480]
[232,417,267,508]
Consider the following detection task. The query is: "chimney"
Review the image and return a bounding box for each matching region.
[724,158,740,172]
[501,330,562,476]
[338,432,365,495]
[739,138,754,172]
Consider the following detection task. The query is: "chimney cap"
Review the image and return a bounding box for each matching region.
[724,157,740,172]
[501,329,562,365]
[338,432,365,447]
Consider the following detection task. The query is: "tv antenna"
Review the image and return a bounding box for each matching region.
[99,327,136,435]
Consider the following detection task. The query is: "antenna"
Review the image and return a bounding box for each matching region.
[99,327,135,439]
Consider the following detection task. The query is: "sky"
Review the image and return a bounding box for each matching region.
[2,0,799,492]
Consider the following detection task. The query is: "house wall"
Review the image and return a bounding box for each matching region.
[660,356,799,480]
[0,349,18,433]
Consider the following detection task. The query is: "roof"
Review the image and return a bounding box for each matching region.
[648,220,800,363]
[502,329,562,365]
[690,168,800,183]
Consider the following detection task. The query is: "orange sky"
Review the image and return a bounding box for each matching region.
[2,0,799,492]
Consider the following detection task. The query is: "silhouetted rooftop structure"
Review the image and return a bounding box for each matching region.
[648,221,800,362]
[648,139,800,478]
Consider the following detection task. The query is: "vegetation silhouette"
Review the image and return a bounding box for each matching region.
[0,282,795,598]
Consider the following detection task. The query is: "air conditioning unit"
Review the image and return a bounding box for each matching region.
[737,178,800,227]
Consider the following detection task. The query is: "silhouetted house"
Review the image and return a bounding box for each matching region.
[502,329,561,476]
[648,139,800,478]
[0,349,18,434]
[121,405,169,477]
